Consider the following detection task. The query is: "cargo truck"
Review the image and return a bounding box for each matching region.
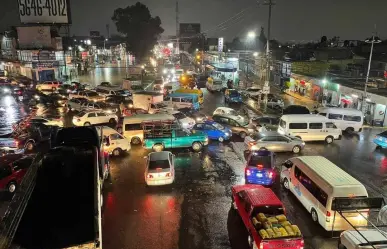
[133,91,169,114]
[0,127,107,249]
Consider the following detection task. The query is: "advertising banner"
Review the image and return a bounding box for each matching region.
[218,37,224,52]
[17,26,52,49]
[31,50,56,61]
[32,61,60,69]
[18,0,71,24]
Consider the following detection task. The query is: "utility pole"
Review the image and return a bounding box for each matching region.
[263,0,275,111]
[176,1,179,55]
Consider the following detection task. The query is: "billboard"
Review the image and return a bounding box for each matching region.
[179,23,201,38]
[18,0,71,24]
[17,26,52,49]
[218,37,224,52]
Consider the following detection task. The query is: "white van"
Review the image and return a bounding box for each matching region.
[96,126,131,156]
[278,114,342,144]
[122,114,175,144]
[163,96,195,110]
[316,107,363,132]
[280,156,368,231]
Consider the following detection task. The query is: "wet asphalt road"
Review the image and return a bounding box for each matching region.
[101,89,387,249]
[1,82,387,248]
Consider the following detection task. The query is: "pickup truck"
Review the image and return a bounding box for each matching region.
[143,122,208,152]
[9,127,106,249]
[231,184,304,249]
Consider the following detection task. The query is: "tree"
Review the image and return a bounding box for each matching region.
[112,2,164,59]
[320,36,327,44]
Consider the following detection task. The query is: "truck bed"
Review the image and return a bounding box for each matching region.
[13,146,97,248]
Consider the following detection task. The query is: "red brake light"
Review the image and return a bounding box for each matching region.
[17,91,22,95]
[147,174,153,178]
[245,169,251,176]
[257,164,264,169]
[326,211,331,217]
[268,171,274,178]
[156,168,162,171]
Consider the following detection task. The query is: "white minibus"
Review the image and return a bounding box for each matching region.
[122,114,175,144]
[316,107,363,132]
[280,156,369,231]
[278,114,342,144]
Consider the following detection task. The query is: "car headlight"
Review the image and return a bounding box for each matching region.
[163,69,167,74]
[34,95,40,100]
[57,100,63,104]
[171,69,175,74]
[106,110,112,113]
[3,88,10,93]
[225,132,229,136]
[196,117,203,122]
[302,142,305,145]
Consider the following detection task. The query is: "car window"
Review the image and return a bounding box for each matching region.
[319,112,327,117]
[0,166,12,179]
[13,157,33,170]
[248,155,272,168]
[343,115,361,122]
[87,113,97,118]
[328,113,343,120]
[289,123,307,129]
[309,123,323,129]
[172,97,180,102]
[175,129,188,137]
[125,123,142,131]
[212,123,224,130]
[164,96,170,101]
[149,159,170,170]
[261,136,278,142]
[276,136,290,142]
[229,119,239,127]
[259,118,270,124]
[110,133,124,140]
[97,112,106,116]
[204,124,214,130]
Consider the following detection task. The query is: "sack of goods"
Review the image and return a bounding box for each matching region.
[254,213,302,239]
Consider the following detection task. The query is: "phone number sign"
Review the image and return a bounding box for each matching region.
[18,0,71,24]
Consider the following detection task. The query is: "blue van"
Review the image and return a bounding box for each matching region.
[244,148,276,186]
[164,93,200,110]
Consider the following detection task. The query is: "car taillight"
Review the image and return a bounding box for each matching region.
[268,171,274,179]
[300,239,304,249]
[259,242,264,249]
[245,169,251,176]
[147,174,153,178]
[326,211,331,222]
[257,164,264,169]
[17,91,22,95]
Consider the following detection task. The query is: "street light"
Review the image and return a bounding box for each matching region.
[68,47,72,50]
[167,43,173,48]
[247,31,256,39]
[253,52,258,57]
[86,39,91,45]
[245,31,256,80]
[363,35,381,113]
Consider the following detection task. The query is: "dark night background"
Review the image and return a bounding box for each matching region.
[2,0,387,41]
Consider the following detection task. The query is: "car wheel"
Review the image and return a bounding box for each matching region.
[84,122,91,126]
[292,145,301,154]
[25,141,35,151]
[7,182,17,193]
[153,143,164,152]
[239,132,247,139]
[325,136,334,144]
[345,127,354,133]
[52,87,56,91]
[112,148,121,156]
[109,118,116,124]
[192,142,203,152]
[131,137,141,145]
[311,208,319,223]
[282,178,290,190]
[218,136,224,142]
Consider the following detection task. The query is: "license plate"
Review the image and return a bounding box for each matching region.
[256,173,263,177]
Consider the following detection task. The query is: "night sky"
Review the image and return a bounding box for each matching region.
[2,0,387,42]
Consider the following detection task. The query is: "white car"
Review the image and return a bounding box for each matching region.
[69,90,105,102]
[213,107,242,117]
[243,87,262,98]
[170,111,195,129]
[66,97,89,110]
[97,126,131,156]
[206,79,224,92]
[72,110,118,126]
[31,116,63,127]
[145,151,175,186]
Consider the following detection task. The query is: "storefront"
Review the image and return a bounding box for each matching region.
[289,74,314,99]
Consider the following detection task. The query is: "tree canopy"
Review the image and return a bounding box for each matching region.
[112,2,164,59]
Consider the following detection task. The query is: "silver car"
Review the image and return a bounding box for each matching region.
[244,131,305,154]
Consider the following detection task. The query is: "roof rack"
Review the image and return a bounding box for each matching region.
[331,197,387,249]
[142,120,180,139]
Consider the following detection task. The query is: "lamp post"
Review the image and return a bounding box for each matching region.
[245,31,256,80]
[363,35,381,113]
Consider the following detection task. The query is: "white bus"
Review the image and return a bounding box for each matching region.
[122,114,175,144]
[278,114,342,144]
[316,107,363,132]
[280,156,368,231]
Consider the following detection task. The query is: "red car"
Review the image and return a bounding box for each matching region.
[231,184,304,249]
[0,154,34,193]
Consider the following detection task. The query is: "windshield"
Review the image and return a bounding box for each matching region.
[227,109,238,116]
[237,117,249,127]
[149,159,170,170]
[155,103,167,108]
[252,206,285,216]
[87,92,99,97]
[173,112,186,120]
[248,88,260,92]
[76,111,87,117]
[131,85,143,90]
[229,90,239,96]
[212,123,224,130]
[248,155,272,168]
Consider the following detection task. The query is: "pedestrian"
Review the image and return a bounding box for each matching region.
[119,102,125,116]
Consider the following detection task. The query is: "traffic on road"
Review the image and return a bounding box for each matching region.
[0,57,386,249]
